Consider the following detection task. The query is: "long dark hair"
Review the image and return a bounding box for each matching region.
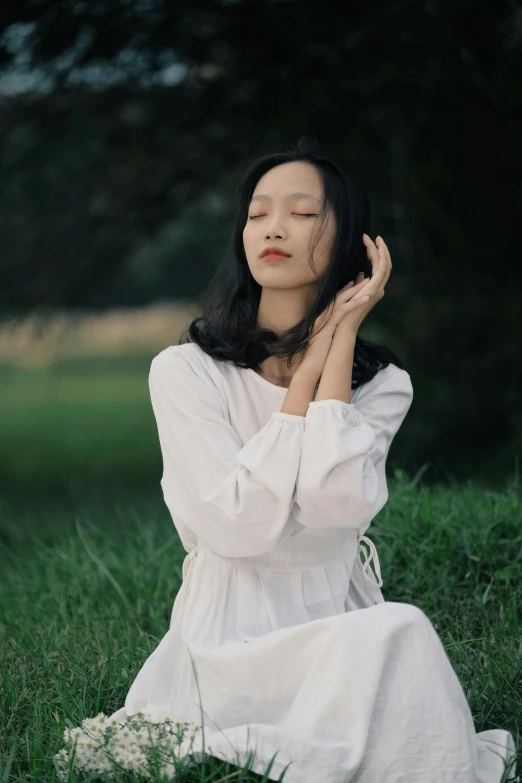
[181,135,405,389]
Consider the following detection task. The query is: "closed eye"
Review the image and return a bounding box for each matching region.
[248,214,317,220]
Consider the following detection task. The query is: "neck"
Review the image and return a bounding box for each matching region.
[255,354,304,386]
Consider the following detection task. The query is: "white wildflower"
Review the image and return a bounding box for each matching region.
[53,749,70,782]
[111,726,140,751]
[124,750,150,774]
[133,709,152,720]
[63,726,82,743]
[54,711,203,780]
[81,714,108,739]
[163,733,184,749]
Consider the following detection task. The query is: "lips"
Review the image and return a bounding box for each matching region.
[260,248,291,258]
[263,253,289,261]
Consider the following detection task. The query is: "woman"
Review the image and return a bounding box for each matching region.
[100,138,516,781]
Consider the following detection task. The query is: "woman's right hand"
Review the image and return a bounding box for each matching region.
[297,276,371,379]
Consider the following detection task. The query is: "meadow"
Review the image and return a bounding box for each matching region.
[0,318,520,781]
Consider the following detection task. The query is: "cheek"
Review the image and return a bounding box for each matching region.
[316,226,335,254]
[242,224,255,248]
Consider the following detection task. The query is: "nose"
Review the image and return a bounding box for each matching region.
[265,218,284,239]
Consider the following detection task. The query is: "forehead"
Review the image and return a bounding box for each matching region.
[251,161,323,203]
[250,191,321,204]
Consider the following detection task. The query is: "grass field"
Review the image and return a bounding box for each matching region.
[0,351,520,781]
[0,353,164,497]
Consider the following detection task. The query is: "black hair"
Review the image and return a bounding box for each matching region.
[181,135,405,389]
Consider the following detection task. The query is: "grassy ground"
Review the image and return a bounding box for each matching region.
[0,354,520,781]
[0,354,161,496]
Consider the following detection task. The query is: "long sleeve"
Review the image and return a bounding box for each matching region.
[294,364,413,531]
[149,346,306,558]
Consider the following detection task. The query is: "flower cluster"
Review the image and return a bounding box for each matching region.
[53,710,202,781]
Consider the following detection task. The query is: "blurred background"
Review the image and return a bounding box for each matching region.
[1,0,521,505]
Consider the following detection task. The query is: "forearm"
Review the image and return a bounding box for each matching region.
[280,366,321,417]
[293,329,379,530]
[315,330,356,404]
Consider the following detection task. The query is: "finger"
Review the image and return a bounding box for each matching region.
[376,236,391,268]
[363,235,387,288]
[362,234,382,277]
[369,235,386,274]
[376,237,392,287]
[375,237,390,288]
[351,279,374,300]
[340,277,368,296]
[344,294,370,307]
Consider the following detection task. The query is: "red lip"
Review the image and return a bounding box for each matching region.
[260,247,292,258]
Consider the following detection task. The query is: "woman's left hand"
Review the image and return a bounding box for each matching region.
[334,234,392,338]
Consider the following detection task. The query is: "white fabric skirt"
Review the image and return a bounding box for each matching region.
[109,541,517,783]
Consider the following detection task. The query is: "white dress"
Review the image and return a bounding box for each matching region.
[109,342,517,783]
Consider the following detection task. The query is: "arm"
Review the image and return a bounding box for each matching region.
[293,362,413,530]
[294,233,405,529]
[314,330,356,404]
[149,346,306,558]
[280,365,321,416]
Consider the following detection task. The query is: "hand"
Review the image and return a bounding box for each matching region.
[298,273,376,379]
[334,234,391,339]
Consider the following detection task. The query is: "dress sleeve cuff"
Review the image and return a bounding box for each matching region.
[308,399,366,426]
[272,411,307,422]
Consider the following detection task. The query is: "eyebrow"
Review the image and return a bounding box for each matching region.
[250,192,321,203]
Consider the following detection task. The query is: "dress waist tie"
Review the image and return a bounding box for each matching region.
[358,533,383,598]
[181,545,199,607]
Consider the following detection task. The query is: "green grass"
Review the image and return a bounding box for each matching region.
[0,356,520,781]
[0,355,162,496]
[1,476,520,782]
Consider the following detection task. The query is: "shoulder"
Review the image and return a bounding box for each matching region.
[150,342,200,376]
[354,363,413,404]
[152,341,226,374]
[149,343,228,405]
[379,363,413,395]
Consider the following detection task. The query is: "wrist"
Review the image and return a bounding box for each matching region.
[332,326,357,344]
[316,329,355,404]
[294,363,322,385]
